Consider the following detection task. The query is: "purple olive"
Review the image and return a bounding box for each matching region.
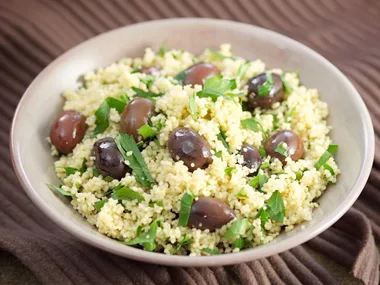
[264,130,304,164]
[247,73,284,109]
[182,63,220,87]
[120,98,156,142]
[93,137,130,180]
[168,127,213,172]
[139,66,160,74]
[188,197,235,231]
[50,110,87,154]
[240,144,262,175]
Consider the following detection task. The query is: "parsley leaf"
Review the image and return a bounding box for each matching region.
[178,191,194,226]
[274,141,288,157]
[115,134,155,187]
[314,144,338,170]
[285,105,297,123]
[241,118,259,132]
[189,93,199,120]
[237,61,250,78]
[106,97,127,113]
[217,128,230,153]
[225,167,236,178]
[256,207,270,228]
[234,188,248,199]
[260,161,270,169]
[266,191,285,222]
[132,87,163,102]
[80,158,87,173]
[323,163,335,175]
[259,147,267,158]
[174,234,190,253]
[157,43,168,56]
[280,75,293,93]
[95,199,108,212]
[93,100,110,135]
[46,183,72,197]
[124,220,159,251]
[249,174,268,192]
[138,124,157,139]
[234,238,245,249]
[295,171,303,180]
[224,218,248,239]
[202,248,221,255]
[111,186,144,202]
[58,167,78,177]
[257,73,274,97]
[197,75,237,102]
[173,70,187,84]
[214,150,223,159]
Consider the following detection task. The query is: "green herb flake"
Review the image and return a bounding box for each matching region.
[234,188,248,199]
[157,44,168,56]
[95,199,108,212]
[285,105,297,123]
[256,207,270,228]
[93,169,100,177]
[197,75,237,102]
[224,218,248,239]
[178,191,194,227]
[111,186,144,202]
[272,114,280,130]
[189,93,199,120]
[280,75,293,93]
[217,128,230,153]
[80,158,87,174]
[115,134,155,187]
[234,238,245,249]
[138,124,157,139]
[266,190,285,223]
[295,171,303,180]
[119,92,130,104]
[241,118,259,132]
[257,73,274,97]
[314,144,338,170]
[59,167,78,177]
[214,150,223,159]
[174,70,187,84]
[208,48,233,60]
[259,147,267,158]
[201,248,221,255]
[323,163,335,175]
[174,234,190,253]
[46,183,72,197]
[237,61,250,78]
[106,97,126,113]
[132,87,163,102]
[124,220,159,251]
[249,174,268,192]
[274,141,288,157]
[224,167,236,178]
[104,176,114,182]
[93,100,110,136]
[260,161,270,169]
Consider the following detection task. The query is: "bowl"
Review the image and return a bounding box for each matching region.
[10,18,374,267]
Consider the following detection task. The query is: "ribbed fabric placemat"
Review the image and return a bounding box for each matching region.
[1,1,379,284]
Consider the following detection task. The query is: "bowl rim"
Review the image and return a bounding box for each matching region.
[10,18,375,267]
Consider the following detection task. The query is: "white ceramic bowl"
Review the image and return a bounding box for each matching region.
[10,18,374,267]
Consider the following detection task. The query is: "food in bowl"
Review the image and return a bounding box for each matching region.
[47,44,339,256]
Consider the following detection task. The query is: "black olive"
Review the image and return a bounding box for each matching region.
[50,110,87,154]
[120,98,156,142]
[247,73,284,109]
[139,66,160,74]
[93,137,130,180]
[168,127,213,172]
[264,130,304,164]
[188,197,235,231]
[182,63,220,87]
[240,144,262,175]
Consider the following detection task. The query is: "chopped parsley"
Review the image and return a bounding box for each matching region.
[197,75,237,102]
[224,218,248,239]
[295,171,303,180]
[266,191,285,222]
[132,87,163,102]
[124,220,159,251]
[58,167,78,177]
[280,74,293,93]
[201,248,221,255]
[93,97,127,135]
[259,147,267,158]
[274,141,288,157]
[104,176,114,182]
[178,191,194,227]
[173,70,187,84]
[260,161,270,169]
[80,158,87,173]
[95,199,108,212]
[249,173,268,192]
[285,105,297,123]
[237,61,250,78]
[111,186,144,202]
[323,163,335,175]
[234,188,248,199]
[115,134,155,187]
[174,234,190,253]
[224,167,236,177]
[138,124,157,139]
[256,207,270,228]
[189,93,199,120]
[214,150,223,159]
[272,114,280,130]
[234,238,245,249]
[157,43,168,56]
[257,73,274,97]
[217,128,230,153]
[314,144,339,170]
[46,183,72,197]
[241,118,259,132]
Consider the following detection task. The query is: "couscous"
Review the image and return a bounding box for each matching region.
[47,44,339,256]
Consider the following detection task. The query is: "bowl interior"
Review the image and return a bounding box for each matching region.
[11,18,374,267]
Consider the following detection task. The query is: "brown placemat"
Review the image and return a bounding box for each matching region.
[1,1,379,284]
